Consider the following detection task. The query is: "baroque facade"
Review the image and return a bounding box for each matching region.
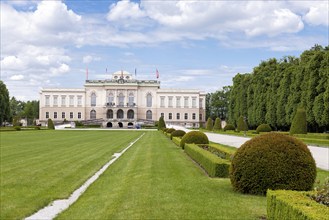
[39,71,206,128]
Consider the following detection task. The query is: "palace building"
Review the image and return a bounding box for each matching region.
[39,71,206,128]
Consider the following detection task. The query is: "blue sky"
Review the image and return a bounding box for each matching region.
[1,0,328,101]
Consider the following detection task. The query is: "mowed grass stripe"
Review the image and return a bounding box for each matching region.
[0,130,143,220]
[56,132,267,220]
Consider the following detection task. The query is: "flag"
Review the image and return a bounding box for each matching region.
[156,69,159,79]
[86,66,89,80]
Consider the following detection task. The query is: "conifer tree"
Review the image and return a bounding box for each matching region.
[290,108,307,134]
[213,117,222,130]
[158,116,166,130]
[237,116,248,132]
[205,117,213,130]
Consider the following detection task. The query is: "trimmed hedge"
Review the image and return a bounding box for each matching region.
[256,124,272,133]
[47,119,55,130]
[172,137,181,147]
[290,108,307,134]
[158,116,166,130]
[180,131,209,149]
[223,124,235,131]
[166,128,175,134]
[185,144,230,177]
[267,190,329,220]
[236,116,248,132]
[170,130,186,140]
[230,133,316,195]
[199,144,235,161]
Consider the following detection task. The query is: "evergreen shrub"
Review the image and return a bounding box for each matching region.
[256,124,272,133]
[205,118,213,130]
[236,116,248,132]
[223,124,235,131]
[180,131,209,149]
[290,108,307,134]
[47,119,55,130]
[213,118,222,130]
[170,130,186,140]
[166,128,175,134]
[34,126,41,130]
[230,133,316,195]
[158,116,166,130]
[14,126,21,131]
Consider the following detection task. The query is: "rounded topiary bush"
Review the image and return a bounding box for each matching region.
[224,124,235,131]
[256,124,272,133]
[163,128,168,133]
[180,131,209,149]
[166,128,175,134]
[170,130,186,140]
[230,133,316,195]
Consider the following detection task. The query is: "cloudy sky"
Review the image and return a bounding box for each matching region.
[1,0,328,101]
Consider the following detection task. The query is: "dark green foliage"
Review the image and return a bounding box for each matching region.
[267,190,329,220]
[230,133,316,195]
[74,121,84,126]
[309,178,329,207]
[290,108,307,134]
[198,144,234,161]
[205,118,213,130]
[14,126,21,131]
[180,131,209,149]
[213,118,222,130]
[166,128,175,134]
[158,116,166,130]
[170,130,186,140]
[236,116,248,132]
[34,126,41,130]
[223,124,235,131]
[206,86,231,120]
[0,81,11,126]
[47,119,55,130]
[162,128,168,133]
[256,124,272,133]
[185,144,230,177]
[228,46,329,132]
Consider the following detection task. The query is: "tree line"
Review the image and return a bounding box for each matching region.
[0,80,39,126]
[227,45,329,132]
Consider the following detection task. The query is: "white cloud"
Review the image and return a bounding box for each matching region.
[83,55,101,64]
[50,64,70,76]
[9,74,25,81]
[1,56,25,70]
[107,0,145,21]
[304,4,329,26]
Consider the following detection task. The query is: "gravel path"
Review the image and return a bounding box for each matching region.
[171,125,329,171]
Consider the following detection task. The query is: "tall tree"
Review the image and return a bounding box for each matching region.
[0,81,11,126]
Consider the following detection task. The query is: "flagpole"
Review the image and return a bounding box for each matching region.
[86,66,88,81]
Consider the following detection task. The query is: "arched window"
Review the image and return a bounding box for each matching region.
[91,92,96,106]
[117,109,124,119]
[146,93,152,107]
[90,110,96,119]
[127,109,134,119]
[107,109,113,119]
[118,93,124,107]
[108,93,114,105]
[146,110,152,120]
[128,92,134,106]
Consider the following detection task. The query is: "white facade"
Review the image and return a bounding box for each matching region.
[39,71,206,128]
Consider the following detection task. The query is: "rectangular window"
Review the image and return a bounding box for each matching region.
[184,97,189,108]
[161,113,164,118]
[77,96,82,106]
[62,112,65,119]
[46,112,49,119]
[168,96,173,107]
[169,113,172,120]
[69,96,74,106]
[45,96,50,106]
[192,97,197,108]
[53,96,58,106]
[54,112,57,119]
[70,112,73,119]
[78,112,81,119]
[160,96,165,107]
[192,113,196,120]
[176,97,181,108]
[176,113,180,120]
[199,98,203,108]
[61,96,66,107]
[185,113,188,120]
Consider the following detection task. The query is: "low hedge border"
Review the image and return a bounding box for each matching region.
[267,190,329,220]
[198,144,235,161]
[165,132,172,138]
[184,143,230,178]
[172,137,181,147]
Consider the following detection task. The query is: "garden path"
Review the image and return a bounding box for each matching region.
[170,125,329,171]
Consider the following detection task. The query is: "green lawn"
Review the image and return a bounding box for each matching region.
[57,131,267,219]
[0,130,143,219]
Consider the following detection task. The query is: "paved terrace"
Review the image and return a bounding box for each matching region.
[171,125,329,171]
